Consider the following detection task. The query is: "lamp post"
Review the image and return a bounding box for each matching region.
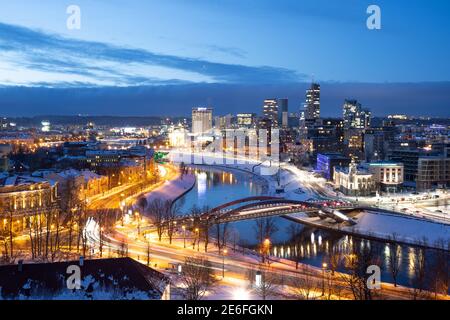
[182,225,186,248]
[135,211,141,235]
[263,238,271,264]
[194,228,199,250]
[222,248,228,278]
[321,262,328,296]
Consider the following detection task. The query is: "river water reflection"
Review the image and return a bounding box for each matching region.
[177,167,448,290]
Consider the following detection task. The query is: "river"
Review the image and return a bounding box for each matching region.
[176,167,448,291]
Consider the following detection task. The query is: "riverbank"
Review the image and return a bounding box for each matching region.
[144,173,196,205]
[286,210,449,250]
[179,160,449,250]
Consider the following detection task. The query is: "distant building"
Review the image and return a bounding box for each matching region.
[35,169,109,211]
[300,119,345,162]
[215,114,232,130]
[262,99,279,128]
[387,147,450,190]
[416,156,450,191]
[192,107,213,134]
[366,161,404,193]
[278,98,289,128]
[236,113,256,128]
[364,126,396,162]
[334,161,375,196]
[343,99,371,130]
[86,150,122,168]
[0,258,170,300]
[304,83,320,121]
[0,144,12,172]
[344,128,365,161]
[316,153,351,180]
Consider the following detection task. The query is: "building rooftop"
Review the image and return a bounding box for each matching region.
[0,174,56,189]
[0,257,169,300]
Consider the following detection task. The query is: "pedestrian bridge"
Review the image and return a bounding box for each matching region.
[178,196,358,225]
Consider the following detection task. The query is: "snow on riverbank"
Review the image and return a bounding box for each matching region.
[144,174,196,203]
[347,211,449,246]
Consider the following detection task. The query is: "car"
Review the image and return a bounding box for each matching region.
[435,210,443,213]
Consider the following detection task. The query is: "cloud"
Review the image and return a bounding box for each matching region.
[1,82,449,117]
[0,22,305,87]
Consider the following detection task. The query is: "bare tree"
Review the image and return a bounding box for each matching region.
[179,256,216,300]
[165,200,180,244]
[253,218,278,263]
[147,198,167,242]
[137,196,148,215]
[430,239,449,299]
[408,238,430,300]
[387,234,402,287]
[189,205,202,250]
[146,241,151,266]
[252,269,280,300]
[290,265,320,300]
[340,242,381,300]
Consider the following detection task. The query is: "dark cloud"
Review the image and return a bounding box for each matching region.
[0,22,304,85]
[1,83,449,117]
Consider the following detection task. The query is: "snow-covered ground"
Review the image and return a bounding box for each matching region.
[346,210,449,246]
[288,211,449,249]
[144,173,196,203]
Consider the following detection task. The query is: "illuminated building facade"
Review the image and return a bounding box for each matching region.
[192,107,213,134]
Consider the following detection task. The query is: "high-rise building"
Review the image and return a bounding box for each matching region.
[262,99,279,128]
[192,107,213,134]
[236,113,256,128]
[214,114,232,130]
[278,98,289,128]
[304,83,320,121]
[343,99,371,129]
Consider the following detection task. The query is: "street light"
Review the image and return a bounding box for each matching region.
[263,238,271,264]
[182,225,186,248]
[321,262,328,296]
[195,228,200,251]
[222,248,228,278]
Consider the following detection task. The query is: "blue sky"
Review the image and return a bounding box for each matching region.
[0,0,449,116]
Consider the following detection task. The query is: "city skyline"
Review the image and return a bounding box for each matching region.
[0,1,450,117]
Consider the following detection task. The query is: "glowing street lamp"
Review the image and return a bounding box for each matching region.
[321,262,328,296]
[195,228,200,251]
[182,225,186,248]
[222,248,228,278]
[263,238,271,264]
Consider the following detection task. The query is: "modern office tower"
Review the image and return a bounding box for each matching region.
[304,83,320,121]
[262,99,279,128]
[278,98,289,128]
[342,99,371,129]
[237,113,256,128]
[192,107,213,134]
[215,114,232,130]
[299,118,345,163]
